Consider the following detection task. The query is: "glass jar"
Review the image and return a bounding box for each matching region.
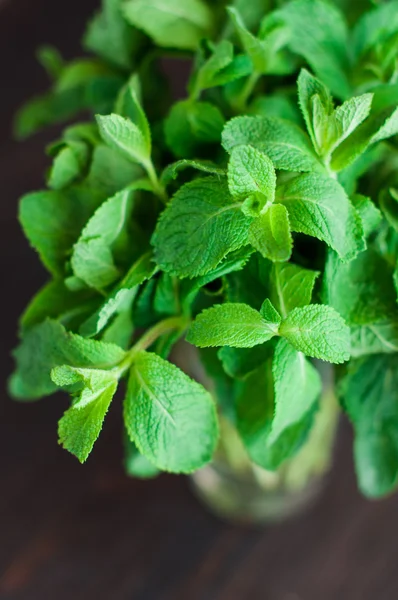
[174,344,339,525]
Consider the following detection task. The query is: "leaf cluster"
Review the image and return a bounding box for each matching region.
[10,0,398,495]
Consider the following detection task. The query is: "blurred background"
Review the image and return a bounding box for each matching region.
[1,0,398,598]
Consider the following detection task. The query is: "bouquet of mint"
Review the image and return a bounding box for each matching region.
[10,0,398,501]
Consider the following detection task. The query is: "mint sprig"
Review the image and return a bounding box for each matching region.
[10,0,398,499]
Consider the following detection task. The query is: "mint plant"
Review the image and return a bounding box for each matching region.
[11,0,398,498]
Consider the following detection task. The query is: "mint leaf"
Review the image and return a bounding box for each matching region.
[124,351,218,473]
[222,116,323,173]
[351,194,382,238]
[380,188,398,233]
[161,159,225,186]
[86,145,143,197]
[83,0,140,69]
[323,249,397,326]
[80,252,157,337]
[274,0,350,98]
[280,305,350,363]
[270,262,319,317]
[152,178,251,278]
[122,0,213,51]
[276,173,365,261]
[165,100,225,158]
[250,94,301,123]
[19,187,103,276]
[341,355,398,497]
[10,320,126,400]
[227,7,289,75]
[20,280,95,331]
[351,320,398,357]
[96,113,151,167]
[298,69,373,158]
[48,140,89,190]
[228,145,276,208]
[124,435,160,479]
[331,106,398,172]
[71,188,134,291]
[298,68,334,150]
[236,363,314,470]
[248,204,292,262]
[187,302,280,348]
[181,246,253,313]
[352,0,398,59]
[270,339,321,445]
[53,366,118,463]
[218,343,272,380]
[226,253,271,309]
[190,40,251,96]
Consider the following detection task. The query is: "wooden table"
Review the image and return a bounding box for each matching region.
[1,1,398,598]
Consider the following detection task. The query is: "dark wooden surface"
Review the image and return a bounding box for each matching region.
[1,2,398,598]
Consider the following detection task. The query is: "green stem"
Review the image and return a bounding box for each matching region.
[232,72,260,114]
[112,316,189,378]
[144,159,168,204]
[132,316,189,354]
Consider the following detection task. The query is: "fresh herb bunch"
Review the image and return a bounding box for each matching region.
[10,0,398,498]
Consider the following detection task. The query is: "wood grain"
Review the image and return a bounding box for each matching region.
[1,2,398,599]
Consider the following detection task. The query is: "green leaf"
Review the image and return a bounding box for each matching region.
[276,173,365,261]
[19,187,103,276]
[15,61,123,138]
[298,68,334,150]
[124,435,160,479]
[280,305,350,364]
[227,6,289,75]
[249,94,301,124]
[270,339,321,445]
[83,0,140,69]
[331,106,398,172]
[48,140,89,190]
[53,366,118,463]
[352,0,398,59]
[274,0,351,98]
[20,280,95,331]
[248,204,292,262]
[351,320,398,357]
[297,69,373,157]
[114,77,151,145]
[161,159,225,186]
[71,188,134,290]
[10,320,126,400]
[380,188,398,233]
[124,351,219,473]
[187,302,280,348]
[218,343,272,380]
[86,145,143,196]
[181,246,253,313]
[270,262,319,317]
[227,145,276,208]
[222,116,323,173]
[226,252,271,309]
[323,249,397,326]
[122,0,213,51]
[165,100,225,158]
[37,45,64,80]
[351,194,382,238]
[152,177,251,278]
[236,362,314,470]
[96,113,151,167]
[341,355,398,497]
[80,251,157,337]
[190,40,251,96]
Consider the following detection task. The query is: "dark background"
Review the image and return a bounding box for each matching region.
[1,1,398,598]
